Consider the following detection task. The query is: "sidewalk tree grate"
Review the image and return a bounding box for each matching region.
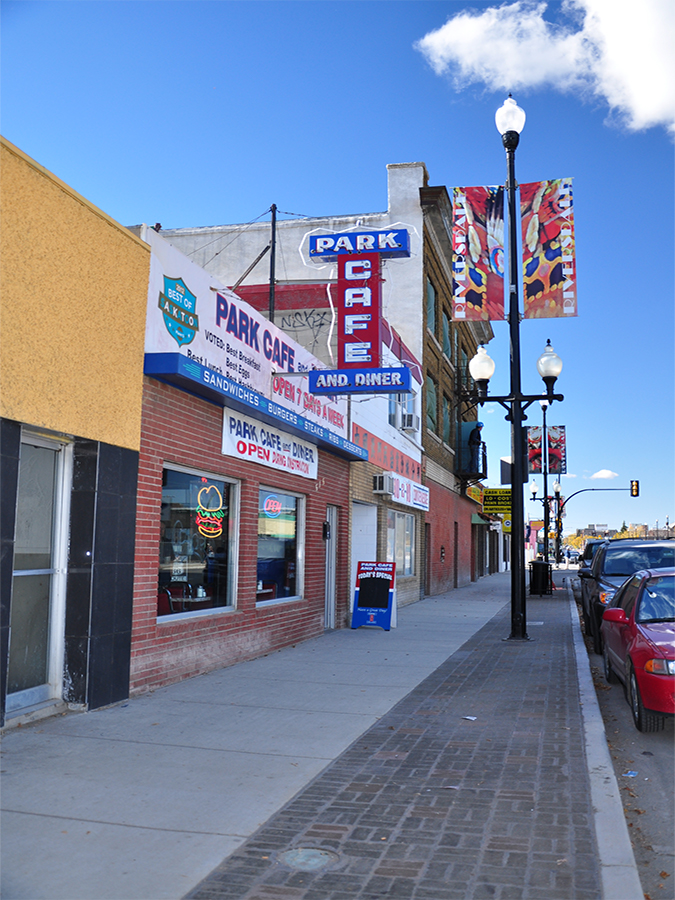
[278,848,340,871]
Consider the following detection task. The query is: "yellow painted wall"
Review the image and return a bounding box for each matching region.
[1,137,150,451]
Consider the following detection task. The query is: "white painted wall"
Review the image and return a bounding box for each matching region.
[161,163,428,464]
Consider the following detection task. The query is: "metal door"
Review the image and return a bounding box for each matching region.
[324,505,338,629]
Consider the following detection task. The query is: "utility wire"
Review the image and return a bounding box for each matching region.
[185,207,272,266]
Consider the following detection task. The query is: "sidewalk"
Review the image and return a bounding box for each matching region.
[1,573,640,900]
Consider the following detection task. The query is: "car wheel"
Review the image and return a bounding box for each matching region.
[602,642,618,684]
[628,663,665,733]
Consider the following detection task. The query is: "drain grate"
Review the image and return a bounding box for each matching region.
[279,848,340,871]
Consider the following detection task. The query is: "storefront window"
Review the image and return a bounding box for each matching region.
[158,468,235,616]
[387,510,415,576]
[257,490,302,602]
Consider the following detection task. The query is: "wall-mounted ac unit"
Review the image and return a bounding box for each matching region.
[400,413,420,433]
[373,474,395,495]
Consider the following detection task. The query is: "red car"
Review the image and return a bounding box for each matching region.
[601,568,675,732]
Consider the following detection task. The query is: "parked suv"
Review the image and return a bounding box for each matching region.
[579,540,675,653]
[578,538,604,570]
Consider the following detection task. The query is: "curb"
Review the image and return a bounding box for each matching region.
[567,580,644,900]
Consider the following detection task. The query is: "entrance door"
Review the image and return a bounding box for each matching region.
[324,505,338,629]
[350,503,378,611]
[7,438,71,714]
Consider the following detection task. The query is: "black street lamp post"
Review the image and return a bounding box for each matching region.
[467,97,564,641]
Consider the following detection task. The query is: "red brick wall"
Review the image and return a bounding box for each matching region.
[424,481,476,594]
[130,378,351,694]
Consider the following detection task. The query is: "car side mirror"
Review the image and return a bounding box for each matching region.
[578,568,592,578]
[602,607,627,623]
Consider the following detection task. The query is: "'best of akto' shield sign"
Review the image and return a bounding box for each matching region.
[337,253,382,368]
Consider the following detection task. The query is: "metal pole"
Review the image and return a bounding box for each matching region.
[269,203,277,325]
[542,404,549,563]
[504,132,528,641]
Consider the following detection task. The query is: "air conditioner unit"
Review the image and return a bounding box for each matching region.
[400,413,420,433]
[373,474,395,495]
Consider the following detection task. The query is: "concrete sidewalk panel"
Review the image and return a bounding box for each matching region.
[1,578,511,900]
[2,810,237,900]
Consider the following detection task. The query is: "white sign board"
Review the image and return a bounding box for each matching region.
[387,472,430,511]
[222,408,318,480]
[142,225,348,440]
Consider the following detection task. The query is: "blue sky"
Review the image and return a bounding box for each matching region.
[3,0,673,536]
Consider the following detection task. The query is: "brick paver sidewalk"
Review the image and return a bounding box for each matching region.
[185,595,601,900]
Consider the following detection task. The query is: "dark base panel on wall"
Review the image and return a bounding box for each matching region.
[66,439,138,710]
[0,419,22,726]
[1,426,138,726]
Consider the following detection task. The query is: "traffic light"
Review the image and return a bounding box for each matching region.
[630,480,639,497]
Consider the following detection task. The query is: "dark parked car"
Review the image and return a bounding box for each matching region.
[579,540,675,653]
[601,568,674,732]
[578,538,604,570]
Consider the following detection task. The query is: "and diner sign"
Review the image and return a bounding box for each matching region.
[308,367,411,395]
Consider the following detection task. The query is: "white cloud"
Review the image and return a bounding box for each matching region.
[414,0,675,134]
[590,469,618,479]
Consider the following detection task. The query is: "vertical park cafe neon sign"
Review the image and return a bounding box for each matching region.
[338,253,381,368]
[309,230,411,369]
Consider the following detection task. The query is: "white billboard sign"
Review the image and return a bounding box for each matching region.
[222,408,318,480]
[142,225,348,440]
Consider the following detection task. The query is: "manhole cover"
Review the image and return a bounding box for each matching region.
[279,848,340,871]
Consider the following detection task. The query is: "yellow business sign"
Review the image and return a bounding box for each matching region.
[483,488,512,514]
[466,484,484,506]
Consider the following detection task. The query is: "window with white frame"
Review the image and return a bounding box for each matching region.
[388,392,415,429]
[387,510,415,576]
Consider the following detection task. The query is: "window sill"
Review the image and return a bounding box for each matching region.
[427,330,442,353]
[256,594,303,608]
[157,605,238,623]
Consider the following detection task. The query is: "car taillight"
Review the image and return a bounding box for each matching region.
[644,659,675,675]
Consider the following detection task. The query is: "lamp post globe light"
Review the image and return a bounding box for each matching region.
[466,97,565,640]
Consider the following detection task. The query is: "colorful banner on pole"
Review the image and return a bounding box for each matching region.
[527,426,567,474]
[547,425,567,475]
[520,178,577,319]
[452,186,505,321]
[527,426,544,474]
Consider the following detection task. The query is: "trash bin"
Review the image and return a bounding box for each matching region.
[529,560,552,595]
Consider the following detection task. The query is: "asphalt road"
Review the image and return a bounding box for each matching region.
[566,568,675,900]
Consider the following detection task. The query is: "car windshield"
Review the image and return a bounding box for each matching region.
[603,544,675,577]
[637,576,675,623]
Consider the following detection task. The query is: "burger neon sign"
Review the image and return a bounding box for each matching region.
[195,484,225,538]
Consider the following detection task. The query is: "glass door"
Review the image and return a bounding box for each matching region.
[7,438,70,713]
